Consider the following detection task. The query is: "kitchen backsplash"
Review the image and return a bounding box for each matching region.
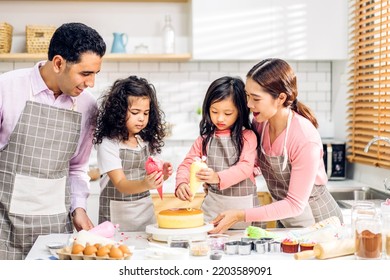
[0,59,332,189]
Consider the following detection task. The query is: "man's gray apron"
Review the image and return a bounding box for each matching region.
[0,96,81,259]
[258,110,343,228]
[98,143,156,232]
[201,132,262,229]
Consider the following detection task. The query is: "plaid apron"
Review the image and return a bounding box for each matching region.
[98,143,156,232]
[0,99,81,259]
[201,132,262,229]
[258,110,343,228]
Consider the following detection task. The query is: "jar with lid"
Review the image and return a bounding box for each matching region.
[355,216,382,259]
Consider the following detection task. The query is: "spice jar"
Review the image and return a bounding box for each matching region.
[351,201,377,238]
[355,216,382,260]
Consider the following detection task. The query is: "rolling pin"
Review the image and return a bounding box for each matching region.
[294,238,354,260]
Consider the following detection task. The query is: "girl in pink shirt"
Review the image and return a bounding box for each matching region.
[175,76,263,229]
[210,59,343,233]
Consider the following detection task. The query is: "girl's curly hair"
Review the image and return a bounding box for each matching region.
[93,76,166,154]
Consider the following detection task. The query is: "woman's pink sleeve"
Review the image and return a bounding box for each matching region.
[245,141,322,222]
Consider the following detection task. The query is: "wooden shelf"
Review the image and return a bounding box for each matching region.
[0,53,192,62]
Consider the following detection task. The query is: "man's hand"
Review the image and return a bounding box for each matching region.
[72,207,94,231]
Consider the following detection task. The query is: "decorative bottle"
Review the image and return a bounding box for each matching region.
[162,15,175,54]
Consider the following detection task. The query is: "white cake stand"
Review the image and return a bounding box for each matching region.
[145,223,214,242]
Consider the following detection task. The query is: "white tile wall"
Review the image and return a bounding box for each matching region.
[1,59,332,190]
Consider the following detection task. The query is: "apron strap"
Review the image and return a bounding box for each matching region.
[260,109,293,171]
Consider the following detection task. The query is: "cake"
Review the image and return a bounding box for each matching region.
[157,208,204,229]
[281,238,299,253]
[299,242,316,251]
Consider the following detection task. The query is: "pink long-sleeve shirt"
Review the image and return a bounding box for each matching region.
[0,61,97,212]
[175,129,258,191]
[245,113,328,223]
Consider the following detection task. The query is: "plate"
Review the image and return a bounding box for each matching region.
[145,223,214,242]
[46,242,66,255]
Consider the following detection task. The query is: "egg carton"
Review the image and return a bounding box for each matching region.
[56,246,132,260]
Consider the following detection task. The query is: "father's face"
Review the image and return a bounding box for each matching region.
[60,53,102,97]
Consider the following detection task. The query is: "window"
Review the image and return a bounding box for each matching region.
[348,0,390,168]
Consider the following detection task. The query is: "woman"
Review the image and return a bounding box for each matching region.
[209,58,343,233]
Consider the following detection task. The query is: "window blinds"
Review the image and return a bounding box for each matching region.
[348,0,390,168]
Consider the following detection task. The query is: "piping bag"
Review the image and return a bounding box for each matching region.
[189,156,207,201]
[88,221,119,238]
[145,156,164,199]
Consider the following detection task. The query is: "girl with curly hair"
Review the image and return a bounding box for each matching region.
[175,76,261,230]
[93,76,172,231]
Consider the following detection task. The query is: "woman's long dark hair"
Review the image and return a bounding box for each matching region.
[200,76,255,165]
[93,76,165,154]
[247,58,318,128]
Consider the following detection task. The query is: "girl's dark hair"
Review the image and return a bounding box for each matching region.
[93,76,165,154]
[200,76,255,165]
[247,58,318,128]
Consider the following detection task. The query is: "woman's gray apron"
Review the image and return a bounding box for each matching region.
[258,110,343,228]
[0,96,81,259]
[201,133,262,229]
[98,143,156,232]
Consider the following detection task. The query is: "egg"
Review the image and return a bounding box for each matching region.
[96,246,110,257]
[118,244,130,255]
[83,243,98,255]
[71,243,85,255]
[109,246,124,259]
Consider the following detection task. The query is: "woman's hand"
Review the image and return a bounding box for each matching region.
[144,171,163,190]
[175,183,192,201]
[162,162,173,180]
[197,167,219,184]
[208,209,246,234]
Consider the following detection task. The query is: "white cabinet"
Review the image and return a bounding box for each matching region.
[191,0,348,60]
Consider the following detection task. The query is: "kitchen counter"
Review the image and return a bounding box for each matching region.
[86,178,377,226]
[25,230,355,261]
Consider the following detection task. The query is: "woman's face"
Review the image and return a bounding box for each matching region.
[126,96,150,136]
[245,78,279,123]
[209,97,238,131]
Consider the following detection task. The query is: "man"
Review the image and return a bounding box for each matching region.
[0,22,106,259]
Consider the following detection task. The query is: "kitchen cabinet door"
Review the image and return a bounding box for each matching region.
[191,0,348,60]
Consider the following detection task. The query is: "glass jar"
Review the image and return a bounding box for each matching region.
[381,201,390,259]
[355,216,382,260]
[351,201,377,238]
[189,239,209,256]
[207,234,229,251]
